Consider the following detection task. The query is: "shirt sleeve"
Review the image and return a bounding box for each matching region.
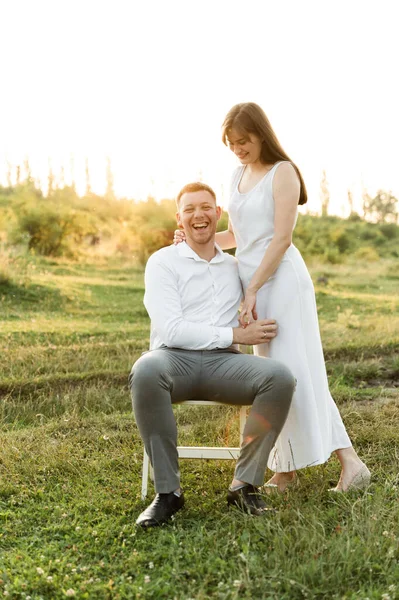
[144,254,233,350]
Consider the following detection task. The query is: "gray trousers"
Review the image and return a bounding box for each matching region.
[129,347,295,494]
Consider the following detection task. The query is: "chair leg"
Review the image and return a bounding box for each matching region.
[140,404,248,498]
[239,406,247,445]
[141,449,150,500]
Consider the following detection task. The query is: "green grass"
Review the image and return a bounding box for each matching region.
[0,256,399,599]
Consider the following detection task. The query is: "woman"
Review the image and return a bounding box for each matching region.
[175,102,370,492]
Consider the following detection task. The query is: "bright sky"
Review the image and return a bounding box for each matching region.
[1,0,398,215]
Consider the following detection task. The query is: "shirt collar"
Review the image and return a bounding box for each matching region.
[176,241,225,263]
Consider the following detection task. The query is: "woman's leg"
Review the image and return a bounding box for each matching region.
[333,447,369,491]
[265,447,370,492]
[250,253,369,491]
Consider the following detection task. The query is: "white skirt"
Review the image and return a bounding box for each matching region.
[240,245,351,472]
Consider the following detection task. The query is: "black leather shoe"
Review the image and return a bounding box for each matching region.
[136,492,185,528]
[227,485,273,516]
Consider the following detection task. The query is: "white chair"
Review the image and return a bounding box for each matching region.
[141,401,248,499]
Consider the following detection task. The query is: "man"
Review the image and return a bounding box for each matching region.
[130,182,295,528]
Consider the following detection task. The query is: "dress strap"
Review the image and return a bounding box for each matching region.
[230,166,244,195]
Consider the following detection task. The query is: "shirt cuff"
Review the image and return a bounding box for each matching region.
[217,327,233,348]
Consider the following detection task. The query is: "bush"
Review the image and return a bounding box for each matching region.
[380,223,399,239]
[15,206,96,257]
[130,225,174,265]
[0,267,11,286]
[1,181,398,263]
[329,226,351,253]
[0,251,24,288]
[353,246,380,262]
[322,247,344,264]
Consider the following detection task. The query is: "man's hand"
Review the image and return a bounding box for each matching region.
[232,319,277,346]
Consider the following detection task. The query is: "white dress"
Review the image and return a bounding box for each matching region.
[228,162,351,472]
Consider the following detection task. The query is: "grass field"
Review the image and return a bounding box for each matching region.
[1,255,399,599]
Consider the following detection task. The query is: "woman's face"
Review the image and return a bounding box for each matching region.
[227,128,262,165]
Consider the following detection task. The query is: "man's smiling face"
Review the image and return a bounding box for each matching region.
[176,190,221,247]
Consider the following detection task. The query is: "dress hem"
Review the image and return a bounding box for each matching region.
[267,443,353,473]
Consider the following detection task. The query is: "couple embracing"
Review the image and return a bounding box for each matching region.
[130,102,370,528]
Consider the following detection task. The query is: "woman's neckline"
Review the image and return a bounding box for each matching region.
[236,162,281,195]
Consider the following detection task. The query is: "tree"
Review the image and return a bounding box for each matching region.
[347,188,354,214]
[47,160,55,197]
[105,157,115,201]
[319,170,330,216]
[362,188,372,218]
[70,154,76,192]
[363,190,398,223]
[59,165,65,188]
[6,161,12,188]
[23,158,34,187]
[85,158,91,196]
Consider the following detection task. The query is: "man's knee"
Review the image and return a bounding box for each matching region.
[273,361,296,394]
[256,359,296,402]
[129,352,167,393]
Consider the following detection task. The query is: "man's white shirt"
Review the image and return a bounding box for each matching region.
[144,242,243,350]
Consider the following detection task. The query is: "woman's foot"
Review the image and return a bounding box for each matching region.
[333,447,371,492]
[264,471,298,493]
[330,462,371,492]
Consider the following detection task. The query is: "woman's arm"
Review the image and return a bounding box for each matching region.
[240,162,300,324]
[247,163,300,292]
[215,219,237,250]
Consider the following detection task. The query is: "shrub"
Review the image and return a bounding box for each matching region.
[380,223,399,239]
[353,246,380,262]
[0,251,23,288]
[217,210,229,232]
[329,226,351,253]
[0,267,11,286]
[1,182,398,263]
[131,225,174,265]
[322,247,344,264]
[15,206,96,257]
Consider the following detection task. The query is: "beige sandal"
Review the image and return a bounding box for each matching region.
[263,475,299,493]
[329,464,371,493]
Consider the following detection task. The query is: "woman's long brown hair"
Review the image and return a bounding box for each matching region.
[222,102,307,205]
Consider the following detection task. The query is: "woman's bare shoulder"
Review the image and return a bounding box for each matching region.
[274,162,300,187]
[272,162,301,207]
[275,161,298,177]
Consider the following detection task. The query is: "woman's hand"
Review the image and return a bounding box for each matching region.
[239,290,258,327]
[173,229,186,245]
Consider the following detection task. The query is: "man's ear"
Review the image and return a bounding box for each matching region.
[216,206,222,220]
[176,212,183,228]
